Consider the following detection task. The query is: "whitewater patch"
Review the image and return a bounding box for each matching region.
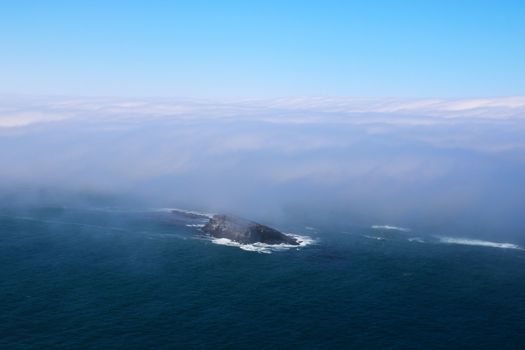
[152,207,215,219]
[88,207,145,214]
[186,224,206,228]
[371,225,410,232]
[408,237,425,243]
[438,236,523,250]
[210,233,315,254]
[362,234,386,241]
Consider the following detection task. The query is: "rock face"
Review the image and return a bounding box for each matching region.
[203,214,299,245]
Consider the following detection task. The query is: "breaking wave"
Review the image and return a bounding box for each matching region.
[152,207,214,219]
[371,225,410,232]
[362,234,386,241]
[438,237,523,250]
[210,233,315,254]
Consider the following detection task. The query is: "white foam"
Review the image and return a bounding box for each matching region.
[438,236,523,250]
[153,207,214,219]
[88,207,144,213]
[362,234,386,241]
[371,225,410,232]
[408,237,424,243]
[185,224,205,228]
[210,233,315,254]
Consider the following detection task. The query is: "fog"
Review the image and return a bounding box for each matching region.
[1,95,525,239]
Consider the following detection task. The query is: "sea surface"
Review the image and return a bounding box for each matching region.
[1,206,524,349]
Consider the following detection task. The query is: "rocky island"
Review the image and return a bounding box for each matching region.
[202,214,299,245]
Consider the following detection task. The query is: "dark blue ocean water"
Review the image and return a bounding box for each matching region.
[1,207,524,349]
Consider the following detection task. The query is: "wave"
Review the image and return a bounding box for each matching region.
[362,234,386,241]
[371,225,410,232]
[408,237,425,243]
[152,207,214,219]
[186,224,205,228]
[210,233,315,254]
[437,236,523,250]
[87,207,149,214]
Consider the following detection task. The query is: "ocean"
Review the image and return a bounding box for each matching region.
[1,206,524,349]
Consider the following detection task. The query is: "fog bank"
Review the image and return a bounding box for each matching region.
[1,96,524,238]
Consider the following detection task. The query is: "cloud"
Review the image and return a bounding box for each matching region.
[0,111,68,128]
[1,95,524,236]
[2,95,524,128]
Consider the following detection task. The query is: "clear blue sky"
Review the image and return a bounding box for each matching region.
[1,0,524,98]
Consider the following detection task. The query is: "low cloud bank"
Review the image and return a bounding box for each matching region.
[1,96,524,238]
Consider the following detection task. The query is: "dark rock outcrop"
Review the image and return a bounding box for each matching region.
[203,214,299,245]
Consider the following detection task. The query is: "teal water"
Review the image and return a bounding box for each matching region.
[1,207,524,349]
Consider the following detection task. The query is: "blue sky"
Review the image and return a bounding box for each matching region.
[1,0,524,98]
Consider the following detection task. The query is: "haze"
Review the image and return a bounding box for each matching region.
[1,95,524,241]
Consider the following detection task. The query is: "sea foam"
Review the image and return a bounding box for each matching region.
[438,237,522,250]
[362,234,386,241]
[371,225,410,232]
[153,207,215,219]
[210,233,315,254]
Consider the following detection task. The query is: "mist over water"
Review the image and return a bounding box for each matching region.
[1,96,525,241]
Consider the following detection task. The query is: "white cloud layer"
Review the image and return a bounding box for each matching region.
[1,95,524,236]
